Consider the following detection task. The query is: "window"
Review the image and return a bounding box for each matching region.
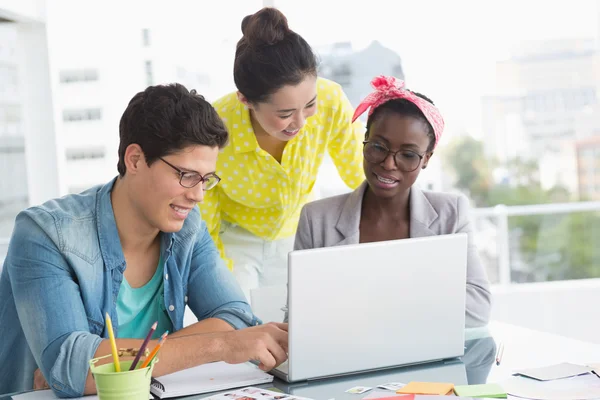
[59,69,99,83]
[65,147,106,161]
[0,64,18,95]
[142,28,151,47]
[0,105,21,136]
[145,60,153,86]
[392,64,404,80]
[331,64,352,87]
[62,108,102,122]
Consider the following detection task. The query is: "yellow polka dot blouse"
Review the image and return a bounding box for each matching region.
[199,78,365,269]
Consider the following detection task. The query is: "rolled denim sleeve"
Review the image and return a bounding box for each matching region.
[187,219,260,329]
[7,211,102,398]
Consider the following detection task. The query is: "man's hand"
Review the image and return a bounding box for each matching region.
[33,368,49,390]
[217,322,288,371]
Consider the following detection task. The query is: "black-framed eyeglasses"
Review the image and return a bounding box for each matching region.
[363,141,425,173]
[159,157,221,190]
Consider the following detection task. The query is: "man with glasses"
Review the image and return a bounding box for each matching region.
[0,84,288,398]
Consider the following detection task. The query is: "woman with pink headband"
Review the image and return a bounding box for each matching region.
[292,76,491,327]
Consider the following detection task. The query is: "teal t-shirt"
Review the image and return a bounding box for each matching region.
[117,258,173,339]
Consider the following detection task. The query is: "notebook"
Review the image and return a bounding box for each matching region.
[395,382,454,396]
[150,361,274,399]
[453,383,507,398]
[514,363,592,381]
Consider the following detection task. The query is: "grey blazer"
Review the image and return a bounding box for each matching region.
[293,181,492,328]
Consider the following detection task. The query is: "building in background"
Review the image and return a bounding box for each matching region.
[317,41,405,107]
[0,24,28,238]
[0,0,258,252]
[47,1,221,194]
[481,38,600,196]
[576,134,600,200]
[0,0,63,265]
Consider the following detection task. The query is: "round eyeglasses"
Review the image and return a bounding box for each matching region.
[363,141,425,173]
[159,157,221,190]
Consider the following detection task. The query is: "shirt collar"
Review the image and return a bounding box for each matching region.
[96,177,126,272]
[96,177,175,272]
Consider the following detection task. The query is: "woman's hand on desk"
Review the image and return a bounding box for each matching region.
[217,322,288,371]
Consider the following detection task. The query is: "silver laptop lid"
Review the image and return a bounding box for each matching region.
[287,233,467,381]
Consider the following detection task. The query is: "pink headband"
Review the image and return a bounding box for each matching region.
[352,76,445,148]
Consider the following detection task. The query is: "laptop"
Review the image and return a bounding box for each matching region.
[271,233,467,382]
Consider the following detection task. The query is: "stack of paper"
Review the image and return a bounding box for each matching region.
[502,373,600,400]
[502,363,600,400]
[588,362,600,379]
[515,363,592,381]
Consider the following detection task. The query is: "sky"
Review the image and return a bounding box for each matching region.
[175,0,600,141]
[45,0,600,142]
[276,0,600,139]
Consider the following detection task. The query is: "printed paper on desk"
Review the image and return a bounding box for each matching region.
[12,390,98,399]
[515,362,592,381]
[204,387,312,400]
[377,382,406,391]
[345,386,372,394]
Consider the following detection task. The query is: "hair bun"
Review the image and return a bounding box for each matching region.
[241,7,290,46]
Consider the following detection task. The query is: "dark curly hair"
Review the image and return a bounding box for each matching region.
[117,83,228,176]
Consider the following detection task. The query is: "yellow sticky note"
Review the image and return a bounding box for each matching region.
[396,381,454,395]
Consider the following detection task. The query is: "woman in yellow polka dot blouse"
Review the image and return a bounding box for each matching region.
[199,7,364,300]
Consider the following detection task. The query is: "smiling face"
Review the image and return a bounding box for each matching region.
[363,110,433,200]
[125,144,219,233]
[238,74,318,141]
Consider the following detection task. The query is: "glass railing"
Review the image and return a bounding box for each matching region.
[472,202,600,285]
[1,203,600,342]
[2,202,600,283]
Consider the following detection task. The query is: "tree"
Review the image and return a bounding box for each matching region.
[442,136,493,206]
[443,136,600,283]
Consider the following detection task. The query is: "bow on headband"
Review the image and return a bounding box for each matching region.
[352,76,445,148]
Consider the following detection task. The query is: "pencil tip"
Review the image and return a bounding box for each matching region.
[152,321,158,329]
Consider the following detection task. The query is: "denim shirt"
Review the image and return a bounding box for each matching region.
[0,178,258,398]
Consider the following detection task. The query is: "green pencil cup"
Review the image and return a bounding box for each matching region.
[89,354,158,400]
